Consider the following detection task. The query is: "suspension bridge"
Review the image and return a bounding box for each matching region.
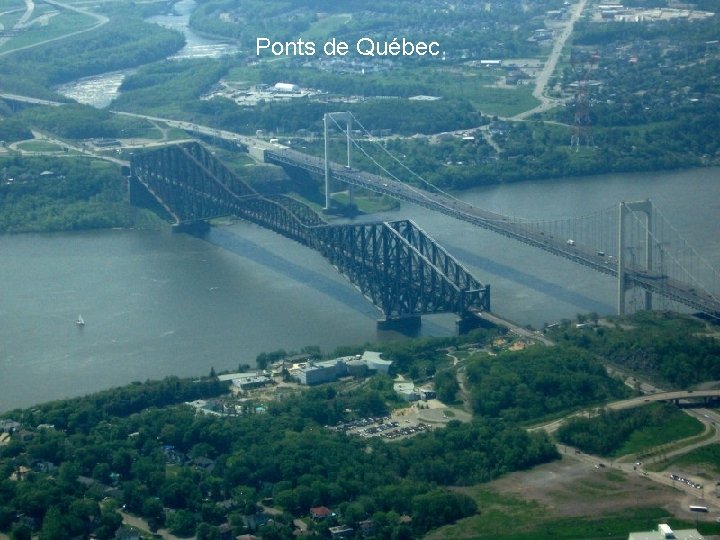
[130,112,720,323]
[263,111,720,319]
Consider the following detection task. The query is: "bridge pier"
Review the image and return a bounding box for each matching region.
[377,316,422,335]
[456,313,491,334]
[172,221,211,236]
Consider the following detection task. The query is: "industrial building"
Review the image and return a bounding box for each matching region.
[295,351,392,385]
[628,523,704,540]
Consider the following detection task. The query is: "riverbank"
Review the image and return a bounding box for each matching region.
[1,166,718,413]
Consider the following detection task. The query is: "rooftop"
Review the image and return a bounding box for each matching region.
[628,524,704,540]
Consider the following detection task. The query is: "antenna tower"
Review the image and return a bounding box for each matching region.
[570,50,599,151]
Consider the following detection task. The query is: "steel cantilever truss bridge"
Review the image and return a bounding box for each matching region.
[130,142,490,328]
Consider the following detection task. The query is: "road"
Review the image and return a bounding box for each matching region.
[472,310,554,346]
[119,511,184,540]
[535,381,720,512]
[0,0,108,57]
[513,0,590,120]
[0,92,64,106]
[608,390,720,411]
[0,0,34,50]
[8,130,129,166]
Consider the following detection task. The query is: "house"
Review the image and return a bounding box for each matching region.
[191,457,216,472]
[30,459,56,473]
[242,511,271,530]
[0,419,21,433]
[310,506,333,520]
[359,519,375,536]
[14,430,34,442]
[9,466,31,481]
[114,526,141,540]
[218,523,233,540]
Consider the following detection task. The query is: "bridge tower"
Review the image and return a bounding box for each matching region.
[323,112,353,210]
[618,200,653,315]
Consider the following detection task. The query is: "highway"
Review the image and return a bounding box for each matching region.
[608,390,720,411]
[535,384,720,513]
[0,0,108,57]
[513,0,590,120]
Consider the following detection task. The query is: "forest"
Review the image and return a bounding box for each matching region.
[0,0,717,234]
[189,0,562,59]
[0,378,556,539]
[0,18,184,99]
[0,155,159,233]
[551,311,720,388]
[556,402,703,456]
[1,312,718,538]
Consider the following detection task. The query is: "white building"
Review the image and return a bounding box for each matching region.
[628,523,704,540]
[363,351,392,373]
[298,359,346,385]
[394,382,419,401]
[273,82,300,93]
[294,352,393,385]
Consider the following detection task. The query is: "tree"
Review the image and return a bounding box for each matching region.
[410,490,477,532]
[10,524,31,540]
[94,509,122,540]
[196,522,220,540]
[434,370,459,404]
[166,509,198,536]
[39,507,70,540]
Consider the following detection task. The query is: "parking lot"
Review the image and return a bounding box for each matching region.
[670,473,703,490]
[328,416,432,440]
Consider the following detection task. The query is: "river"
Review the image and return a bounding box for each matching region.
[1,167,718,412]
[53,0,240,108]
[10,3,720,412]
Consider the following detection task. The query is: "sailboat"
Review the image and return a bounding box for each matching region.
[75,314,85,327]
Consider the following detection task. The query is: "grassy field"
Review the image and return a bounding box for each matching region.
[427,488,679,540]
[15,140,64,152]
[301,13,352,41]
[469,85,538,117]
[651,443,720,478]
[0,10,97,54]
[427,477,720,539]
[613,409,705,458]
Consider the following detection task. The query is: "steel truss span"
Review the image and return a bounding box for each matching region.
[130,142,490,322]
